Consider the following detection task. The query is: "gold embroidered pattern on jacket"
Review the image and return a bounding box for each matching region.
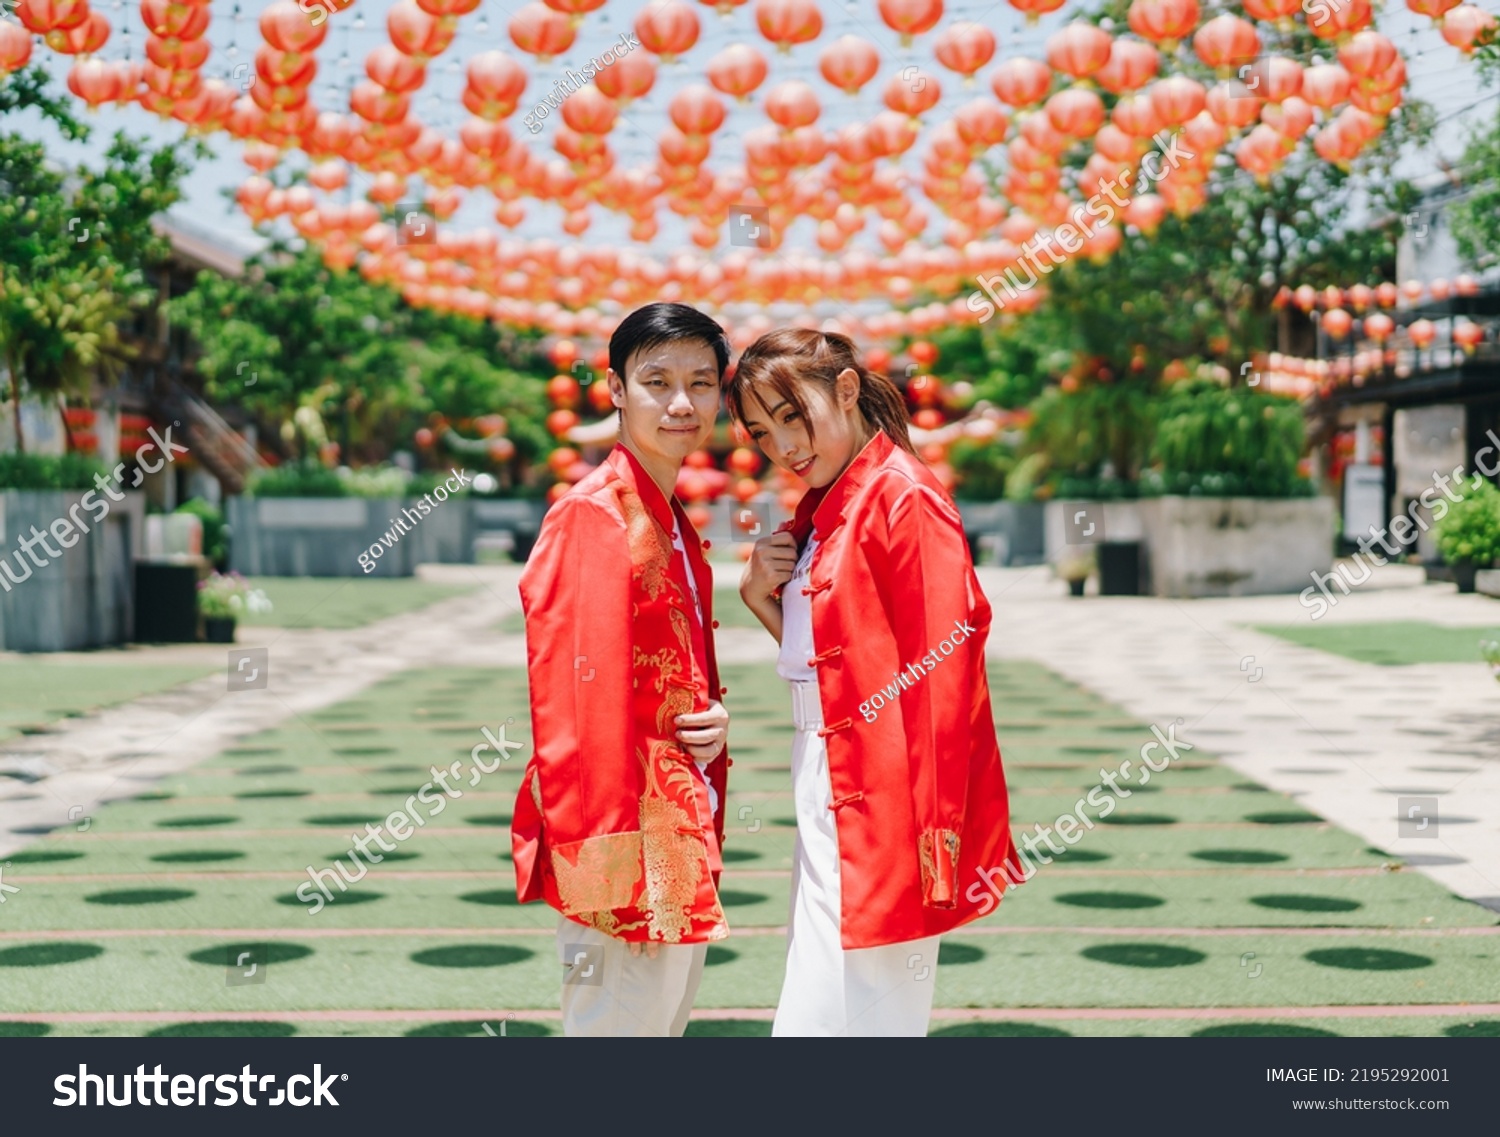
[616,485,671,601]
[551,831,643,915]
[637,744,721,943]
[634,644,695,736]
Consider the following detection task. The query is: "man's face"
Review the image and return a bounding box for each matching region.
[608,339,720,470]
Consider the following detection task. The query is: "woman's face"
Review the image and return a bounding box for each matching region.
[739,367,866,489]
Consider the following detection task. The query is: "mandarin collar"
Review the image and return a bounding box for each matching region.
[782,430,894,546]
[606,441,682,534]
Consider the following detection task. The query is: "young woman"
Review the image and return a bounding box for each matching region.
[729,328,1022,1037]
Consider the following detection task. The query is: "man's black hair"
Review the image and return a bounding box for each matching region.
[608,303,731,383]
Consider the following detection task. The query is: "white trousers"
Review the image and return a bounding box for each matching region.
[556,916,708,1037]
[772,683,940,1037]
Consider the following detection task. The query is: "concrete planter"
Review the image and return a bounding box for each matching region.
[957,500,1045,565]
[404,495,474,565]
[228,496,413,577]
[471,498,548,562]
[1138,495,1336,598]
[0,489,143,651]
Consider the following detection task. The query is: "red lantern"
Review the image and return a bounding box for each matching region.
[1363,312,1394,341]
[909,340,939,365]
[1442,5,1498,53]
[546,409,581,437]
[258,0,325,54]
[764,79,820,129]
[934,22,996,78]
[67,58,119,105]
[1193,14,1261,75]
[727,448,761,476]
[669,84,726,136]
[885,69,942,118]
[1127,0,1200,51]
[818,35,880,94]
[708,43,768,100]
[595,50,656,103]
[1453,321,1484,353]
[547,374,582,408]
[1046,22,1113,81]
[1408,319,1437,348]
[878,0,943,45]
[989,57,1052,108]
[1322,308,1353,339]
[547,446,581,474]
[16,0,89,34]
[755,0,822,53]
[0,21,33,71]
[1095,39,1159,94]
[510,2,576,61]
[1148,75,1208,127]
[636,0,700,61]
[1046,87,1105,137]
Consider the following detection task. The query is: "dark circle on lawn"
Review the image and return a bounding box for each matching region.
[1444,1021,1500,1037]
[187,943,314,967]
[720,847,760,863]
[85,889,196,906]
[1304,948,1433,971]
[938,942,985,965]
[1246,811,1322,825]
[929,1022,1071,1037]
[1055,892,1165,910]
[305,814,387,827]
[705,946,738,967]
[7,849,84,864]
[275,890,383,907]
[463,814,512,827]
[146,1022,297,1038]
[718,890,767,907]
[1193,1023,1340,1038]
[0,1021,51,1036]
[1192,849,1289,864]
[1082,943,1207,969]
[157,816,240,828]
[458,890,520,907]
[404,1020,550,1037]
[1099,813,1178,826]
[410,945,535,968]
[1251,894,1363,913]
[235,764,298,776]
[0,942,105,967]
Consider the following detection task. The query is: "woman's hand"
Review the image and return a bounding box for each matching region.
[740,530,798,607]
[675,699,729,762]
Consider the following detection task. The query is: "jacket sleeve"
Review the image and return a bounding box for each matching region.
[517,492,635,904]
[881,481,978,908]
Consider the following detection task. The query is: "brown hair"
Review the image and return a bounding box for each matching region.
[725,328,916,455]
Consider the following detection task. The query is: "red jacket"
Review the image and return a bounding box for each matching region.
[511,443,729,944]
[781,430,1022,949]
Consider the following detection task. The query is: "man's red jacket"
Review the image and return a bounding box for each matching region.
[511,442,729,944]
[780,430,1023,949]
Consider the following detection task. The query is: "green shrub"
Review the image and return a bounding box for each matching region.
[175,498,226,565]
[1436,478,1500,567]
[247,461,348,497]
[1146,379,1311,498]
[0,452,109,490]
[948,437,1014,501]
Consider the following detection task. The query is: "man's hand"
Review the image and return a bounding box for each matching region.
[675,699,729,762]
[627,941,662,959]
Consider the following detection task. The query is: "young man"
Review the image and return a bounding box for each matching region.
[511,303,734,1037]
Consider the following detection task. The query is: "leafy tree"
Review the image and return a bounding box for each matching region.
[0,69,198,449]
[1451,103,1500,268]
[170,245,554,467]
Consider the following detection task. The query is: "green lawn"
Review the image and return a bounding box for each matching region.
[2,659,1495,1036]
[1255,621,1500,666]
[0,661,216,744]
[238,577,482,630]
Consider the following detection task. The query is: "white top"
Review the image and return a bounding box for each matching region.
[671,519,717,817]
[776,534,820,683]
